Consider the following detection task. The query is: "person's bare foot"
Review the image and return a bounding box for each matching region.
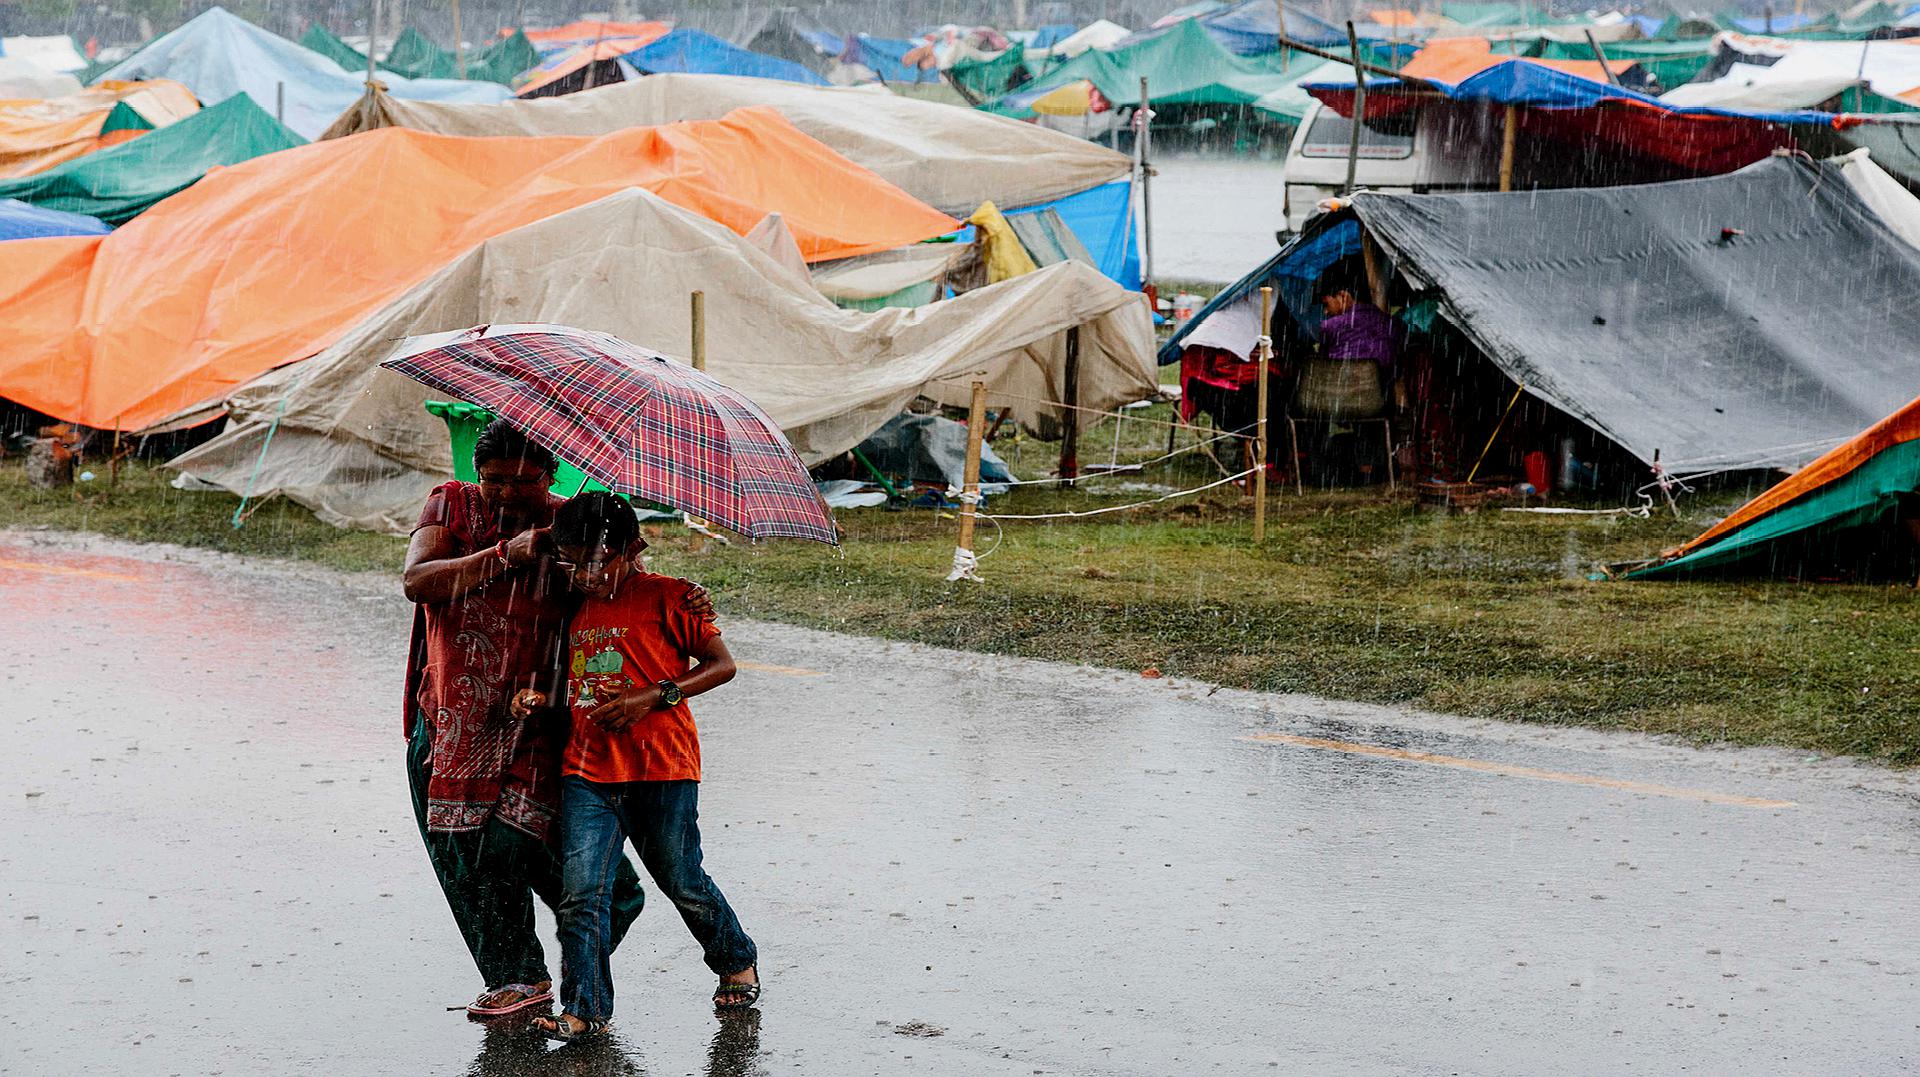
[533,1012,607,1041]
[714,966,760,1010]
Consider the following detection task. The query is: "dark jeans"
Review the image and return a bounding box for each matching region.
[557,775,758,1020]
[407,718,646,991]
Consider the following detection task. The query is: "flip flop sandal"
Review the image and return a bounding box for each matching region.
[465,983,554,1019]
[535,1014,610,1043]
[713,979,762,1011]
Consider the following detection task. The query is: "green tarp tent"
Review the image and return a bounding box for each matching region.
[300,24,372,73]
[301,24,536,86]
[986,18,1334,123]
[0,93,303,224]
[1631,396,1920,580]
[948,48,1028,103]
[1535,39,1717,89]
[385,27,538,84]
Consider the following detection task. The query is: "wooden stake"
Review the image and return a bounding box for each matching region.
[1253,287,1272,545]
[1498,103,1518,193]
[1058,326,1081,487]
[690,290,706,372]
[957,380,988,554]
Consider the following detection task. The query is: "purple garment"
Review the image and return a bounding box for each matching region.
[1319,303,1399,376]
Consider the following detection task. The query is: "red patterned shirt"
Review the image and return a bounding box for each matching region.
[405,481,569,839]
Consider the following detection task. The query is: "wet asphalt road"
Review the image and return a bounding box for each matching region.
[1,536,1917,1076]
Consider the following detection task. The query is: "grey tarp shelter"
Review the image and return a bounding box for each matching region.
[1168,154,1920,473]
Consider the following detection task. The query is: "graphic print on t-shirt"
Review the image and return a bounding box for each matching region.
[569,625,632,711]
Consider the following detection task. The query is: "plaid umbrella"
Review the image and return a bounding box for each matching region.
[381,323,837,544]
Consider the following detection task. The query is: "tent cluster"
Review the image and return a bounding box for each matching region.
[1166,148,1920,580]
[0,10,1163,538]
[933,0,1920,163]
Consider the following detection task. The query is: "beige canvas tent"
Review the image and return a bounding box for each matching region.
[170,186,1157,532]
[321,73,1131,216]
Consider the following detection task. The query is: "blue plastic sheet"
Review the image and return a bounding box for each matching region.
[0,197,110,240]
[93,6,510,139]
[846,35,943,85]
[625,29,830,84]
[1158,216,1361,363]
[1005,180,1141,291]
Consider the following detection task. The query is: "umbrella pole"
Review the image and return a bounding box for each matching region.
[686,290,711,534]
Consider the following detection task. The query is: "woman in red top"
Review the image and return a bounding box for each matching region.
[402,420,701,1019]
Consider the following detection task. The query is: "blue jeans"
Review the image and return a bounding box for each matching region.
[557,776,758,1020]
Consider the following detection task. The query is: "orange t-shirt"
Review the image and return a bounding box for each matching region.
[563,571,720,783]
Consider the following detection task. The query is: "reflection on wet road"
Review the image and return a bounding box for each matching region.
[1,537,1916,1075]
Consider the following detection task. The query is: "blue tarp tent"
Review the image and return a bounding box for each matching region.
[0,197,110,240]
[1005,180,1141,291]
[846,35,943,85]
[1201,0,1424,54]
[1306,61,1837,126]
[1027,24,1078,50]
[93,7,510,139]
[626,29,830,84]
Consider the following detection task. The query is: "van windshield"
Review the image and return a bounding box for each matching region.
[1300,110,1416,159]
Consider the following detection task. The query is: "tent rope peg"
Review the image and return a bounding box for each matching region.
[945,546,983,583]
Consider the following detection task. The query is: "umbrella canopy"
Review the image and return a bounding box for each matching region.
[381,323,837,545]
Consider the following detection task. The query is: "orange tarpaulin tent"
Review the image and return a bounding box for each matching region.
[0,106,959,431]
[523,20,668,46]
[0,79,198,177]
[513,34,666,96]
[1401,37,1634,85]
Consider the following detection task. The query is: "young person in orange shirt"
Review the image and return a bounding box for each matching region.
[530,492,759,1042]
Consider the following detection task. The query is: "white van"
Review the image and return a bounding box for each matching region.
[1281,100,1500,234]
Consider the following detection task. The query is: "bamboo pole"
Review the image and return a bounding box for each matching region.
[1466,383,1525,484]
[1058,326,1081,487]
[690,291,707,372]
[956,380,988,556]
[1344,21,1364,195]
[1583,30,1619,86]
[1138,76,1154,299]
[1253,287,1273,545]
[1276,0,1289,70]
[1498,103,1518,192]
[366,0,382,84]
[452,0,466,79]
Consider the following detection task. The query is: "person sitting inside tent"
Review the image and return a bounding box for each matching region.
[1298,264,1398,420]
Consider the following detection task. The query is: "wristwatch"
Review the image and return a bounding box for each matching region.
[657,680,684,707]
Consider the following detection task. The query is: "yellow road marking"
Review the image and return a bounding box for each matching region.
[1242,732,1796,809]
[0,557,142,583]
[736,660,824,678]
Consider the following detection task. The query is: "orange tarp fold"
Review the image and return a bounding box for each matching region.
[1665,397,1920,559]
[0,106,960,431]
[0,79,198,177]
[1402,37,1633,85]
